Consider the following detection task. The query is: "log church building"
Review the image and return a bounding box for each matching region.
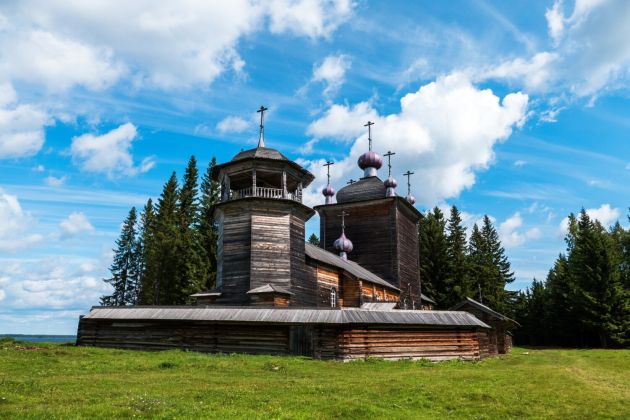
[77,107,516,360]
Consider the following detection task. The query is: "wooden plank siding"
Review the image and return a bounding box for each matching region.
[315,197,421,308]
[78,318,487,361]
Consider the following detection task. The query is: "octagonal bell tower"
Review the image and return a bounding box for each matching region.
[211,107,316,305]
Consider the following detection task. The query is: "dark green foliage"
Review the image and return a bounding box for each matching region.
[105,156,222,307]
[418,207,448,306]
[101,207,140,306]
[199,157,220,290]
[515,209,630,348]
[444,206,471,307]
[308,233,320,246]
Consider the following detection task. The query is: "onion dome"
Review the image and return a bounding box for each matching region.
[333,232,354,260]
[322,184,335,205]
[358,151,383,177]
[384,176,397,197]
[384,176,397,188]
[406,194,416,205]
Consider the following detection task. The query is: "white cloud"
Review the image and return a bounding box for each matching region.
[59,212,95,237]
[44,175,67,187]
[267,0,353,39]
[559,203,621,233]
[482,0,630,98]
[0,288,5,302]
[312,54,351,97]
[217,115,251,134]
[70,122,153,177]
[514,160,527,167]
[307,101,379,142]
[499,212,542,248]
[0,83,51,159]
[0,1,354,90]
[303,73,528,207]
[0,189,43,252]
[33,164,45,172]
[0,29,125,92]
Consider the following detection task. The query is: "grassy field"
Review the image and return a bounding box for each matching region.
[0,339,628,419]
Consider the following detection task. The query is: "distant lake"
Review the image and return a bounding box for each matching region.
[1,335,76,343]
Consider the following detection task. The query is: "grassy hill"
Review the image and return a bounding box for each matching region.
[0,339,628,419]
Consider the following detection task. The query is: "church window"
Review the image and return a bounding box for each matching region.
[330,288,337,308]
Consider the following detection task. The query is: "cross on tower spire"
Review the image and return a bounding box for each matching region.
[347,179,356,185]
[403,170,414,195]
[384,151,396,177]
[323,160,334,184]
[364,121,374,151]
[257,105,268,148]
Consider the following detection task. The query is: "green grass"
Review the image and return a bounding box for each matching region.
[1,339,628,419]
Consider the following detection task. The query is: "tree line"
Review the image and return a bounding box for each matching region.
[418,206,515,313]
[100,156,220,306]
[513,210,629,348]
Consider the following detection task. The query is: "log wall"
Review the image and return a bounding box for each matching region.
[77,318,488,361]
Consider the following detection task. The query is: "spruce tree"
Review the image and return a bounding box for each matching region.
[199,157,221,290]
[444,206,470,307]
[174,156,205,303]
[481,215,514,312]
[101,207,139,306]
[418,207,448,306]
[467,223,492,304]
[149,172,179,305]
[137,198,156,305]
[308,233,320,246]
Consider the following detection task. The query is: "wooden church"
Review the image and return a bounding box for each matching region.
[77,108,513,361]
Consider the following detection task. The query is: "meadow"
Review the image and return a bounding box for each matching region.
[0,338,628,419]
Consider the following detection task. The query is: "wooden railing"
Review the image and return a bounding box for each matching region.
[227,187,302,203]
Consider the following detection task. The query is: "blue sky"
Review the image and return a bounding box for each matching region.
[1,0,629,334]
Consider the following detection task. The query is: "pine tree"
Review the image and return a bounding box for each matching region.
[418,207,448,306]
[444,206,470,307]
[199,157,221,290]
[308,233,320,246]
[101,207,139,306]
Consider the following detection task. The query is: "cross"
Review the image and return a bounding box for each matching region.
[403,170,414,194]
[323,160,334,184]
[383,151,396,177]
[347,179,356,185]
[338,210,349,231]
[364,121,374,151]
[257,105,268,148]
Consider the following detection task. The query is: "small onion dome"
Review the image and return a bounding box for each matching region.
[333,232,353,254]
[322,184,335,197]
[357,151,383,170]
[384,176,397,189]
[406,194,416,205]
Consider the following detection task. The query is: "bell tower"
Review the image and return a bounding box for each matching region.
[211,107,316,305]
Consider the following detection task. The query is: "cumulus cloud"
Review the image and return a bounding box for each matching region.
[499,212,541,248]
[59,212,95,237]
[311,54,351,97]
[302,73,528,207]
[0,83,51,159]
[0,0,354,90]
[217,115,251,134]
[0,189,43,252]
[559,203,621,233]
[482,0,630,98]
[70,123,154,178]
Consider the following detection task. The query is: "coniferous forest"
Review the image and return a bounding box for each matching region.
[101,159,629,348]
[101,156,220,306]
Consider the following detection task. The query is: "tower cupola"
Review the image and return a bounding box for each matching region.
[383,151,397,197]
[403,170,416,205]
[322,160,335,205]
